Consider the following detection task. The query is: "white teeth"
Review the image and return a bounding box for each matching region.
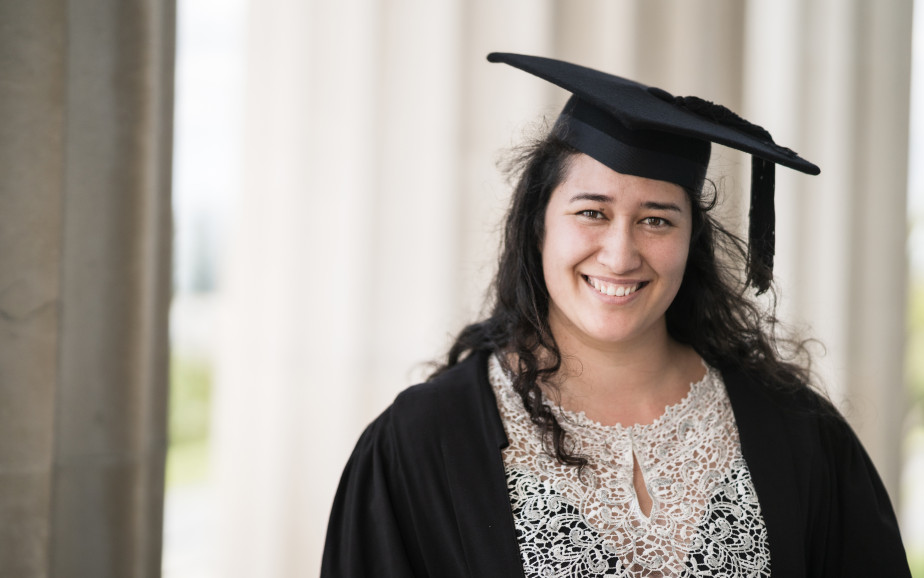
[588,277,640,297]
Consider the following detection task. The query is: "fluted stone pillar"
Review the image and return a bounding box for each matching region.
[0,1,175,576]
[214,1,557,575]
[844,0,913,498]
[745,0,913,498]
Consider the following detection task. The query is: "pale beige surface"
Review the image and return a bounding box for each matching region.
[0,0,175,576]
[747,0,913,491]
[0,3,66,577]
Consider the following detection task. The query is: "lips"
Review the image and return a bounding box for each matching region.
[583,275,648,297]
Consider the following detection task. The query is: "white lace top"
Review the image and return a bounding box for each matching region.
[488,355,771,578]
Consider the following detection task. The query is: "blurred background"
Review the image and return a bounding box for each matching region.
[2,0,922,576]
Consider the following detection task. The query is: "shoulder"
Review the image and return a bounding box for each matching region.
[389,350,494,431]
[719,361,866,481]
[720,362,843,432]
[363,350,504,451]
[392,351,490,419]
[323,357,498,577]
[720,362,891,497]
[715,362,910,575]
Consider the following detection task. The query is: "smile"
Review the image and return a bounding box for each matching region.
[583,275,647,297]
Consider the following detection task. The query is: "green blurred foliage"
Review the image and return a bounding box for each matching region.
[911,552,924,578]
[169,355,212,444]
[910,279,924,404]
[166,439,211,487]
[910,278,924,578]
[166,355,213,487]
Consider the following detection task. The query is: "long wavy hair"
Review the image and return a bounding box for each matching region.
[433,126,815,468]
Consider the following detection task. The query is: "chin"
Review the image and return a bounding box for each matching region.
[572,320,644,347]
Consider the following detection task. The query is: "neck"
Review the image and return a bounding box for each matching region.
[545,323,704,427]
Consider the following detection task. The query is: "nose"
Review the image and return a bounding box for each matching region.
[596,223,642,273]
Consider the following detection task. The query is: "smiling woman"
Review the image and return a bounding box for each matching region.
[320,53,912,578]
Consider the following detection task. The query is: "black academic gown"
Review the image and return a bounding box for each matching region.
[320,350,911,577]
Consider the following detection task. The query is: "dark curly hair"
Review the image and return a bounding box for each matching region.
[432,125,815,468]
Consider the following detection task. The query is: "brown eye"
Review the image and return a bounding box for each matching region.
[578,210,605,219]
[642,217,670,227]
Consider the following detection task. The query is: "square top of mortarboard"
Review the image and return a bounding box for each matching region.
[486,52,819,176]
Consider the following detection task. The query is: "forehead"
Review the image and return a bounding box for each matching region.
[554,154,689,206]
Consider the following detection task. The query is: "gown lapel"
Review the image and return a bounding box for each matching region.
[443,350,526,578]
[722,366,808,578]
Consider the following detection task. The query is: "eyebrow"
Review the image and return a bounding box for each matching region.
[641,201,684,212]
[568,193,613,203]
[568,193,684,213]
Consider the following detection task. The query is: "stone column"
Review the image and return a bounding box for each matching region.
[842,0,913,497]
[213,1,557,575]
[0,1,175,576]
[745,0,913,498]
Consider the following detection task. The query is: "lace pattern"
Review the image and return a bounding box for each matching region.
[489,356,771,577]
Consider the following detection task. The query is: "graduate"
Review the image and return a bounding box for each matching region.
[321,53,911,577]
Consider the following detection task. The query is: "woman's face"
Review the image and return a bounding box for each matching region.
[541,153,692,352]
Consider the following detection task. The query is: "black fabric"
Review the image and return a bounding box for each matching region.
[558,96,710,191]
[560,98,709,192]
[486,52,820,176]
[320,350,911,577]
[748,156,776,293]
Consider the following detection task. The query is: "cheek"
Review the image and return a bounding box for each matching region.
[541,223,594,275]
[651,238,691,284]
[666,244,692,285]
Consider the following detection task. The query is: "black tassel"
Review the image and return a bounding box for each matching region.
[670,95,795,294]
[747,157,775,294]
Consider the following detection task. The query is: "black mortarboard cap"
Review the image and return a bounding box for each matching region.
[487,52,820,293]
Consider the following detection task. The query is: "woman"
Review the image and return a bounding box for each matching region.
[321,53,911,577]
